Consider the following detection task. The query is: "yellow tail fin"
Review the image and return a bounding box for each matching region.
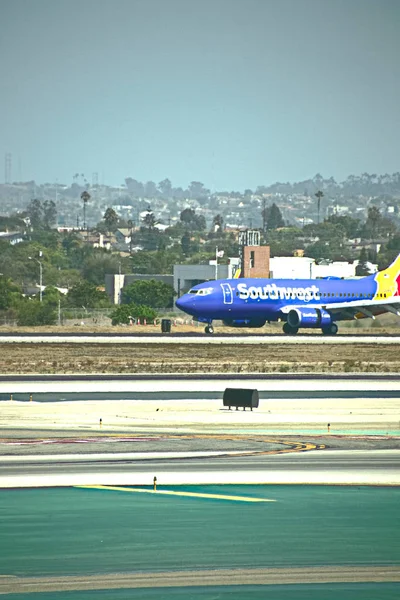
[374,253,400,298]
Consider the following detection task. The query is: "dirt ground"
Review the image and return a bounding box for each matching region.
[0,342,398,374]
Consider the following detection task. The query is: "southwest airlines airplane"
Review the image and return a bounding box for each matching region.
[175,253,400,335]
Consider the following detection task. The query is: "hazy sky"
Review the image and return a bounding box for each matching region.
[1,0,399,190]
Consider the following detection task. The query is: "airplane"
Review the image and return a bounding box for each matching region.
[175,253,400,335]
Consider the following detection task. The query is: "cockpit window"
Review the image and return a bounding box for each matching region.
[188,287,213,296]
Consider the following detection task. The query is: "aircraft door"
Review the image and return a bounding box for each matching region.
[220,282,233,305]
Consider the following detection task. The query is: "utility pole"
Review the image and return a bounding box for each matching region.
[128,219,133,254]
[215,247,224,280]
[29,255,43,302]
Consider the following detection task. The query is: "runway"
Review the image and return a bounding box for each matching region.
[1,373,399,397]
[1,333,400,344]
[1,450,399,487]
[1,374,399,486]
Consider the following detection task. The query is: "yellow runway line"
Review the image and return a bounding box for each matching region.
[76,485,276,502]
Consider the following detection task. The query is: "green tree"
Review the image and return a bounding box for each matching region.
[42,285,63,307]
[180,208,206,231]
[16,299,57,326]
[181,231,191,255]
[67,281,109,308]
[377,233,400,269]
[262,203,285,230]
[158,178,172,198]
[355,247,370,276]
[103,207,119,232]
[0,214,26,231]
[121,279,175,308]
[212,214,224,231]
[82,253,121,285]
[188,181,209,199]
[315,190,324,224]
[326,214,361,239]
[43,200,57,228]
[0,276,20,310]
[26,199,43,229]
[26,199,57,229]
[363,207,397,239]
[142,209,157,230]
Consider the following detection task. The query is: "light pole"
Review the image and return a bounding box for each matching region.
[28,256,43,302]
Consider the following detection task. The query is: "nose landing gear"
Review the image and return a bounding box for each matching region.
[205,324,214,334]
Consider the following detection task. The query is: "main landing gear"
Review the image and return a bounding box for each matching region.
[282,322,338,335]
[204,324,214,335]
[322,323,338,335]
[283,323,298,335]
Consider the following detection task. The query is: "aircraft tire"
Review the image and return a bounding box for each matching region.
[283,323,298,335]
[322,323,338,335]
[205,325,214,334]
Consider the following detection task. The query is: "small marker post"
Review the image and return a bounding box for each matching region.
[153,476,157,491]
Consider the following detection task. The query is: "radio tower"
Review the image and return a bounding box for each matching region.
[4,153,11,184]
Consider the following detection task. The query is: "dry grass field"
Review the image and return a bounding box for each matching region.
[0,342,398,374]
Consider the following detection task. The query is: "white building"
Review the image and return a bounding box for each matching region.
[269,256,377,279]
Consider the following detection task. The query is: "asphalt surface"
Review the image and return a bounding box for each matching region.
[1,485,399,596]
[1,449,398,476]
[1,374,399,401]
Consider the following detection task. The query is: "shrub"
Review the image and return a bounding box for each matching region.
[110,303,157,325]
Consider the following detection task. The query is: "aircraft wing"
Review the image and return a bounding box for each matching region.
[280,297,400,321]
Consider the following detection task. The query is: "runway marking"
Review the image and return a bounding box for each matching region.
[0,435,323,456]
[76,485,275,502]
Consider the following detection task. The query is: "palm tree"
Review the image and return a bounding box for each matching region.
[315,190,324,224]
[81,191,91,234]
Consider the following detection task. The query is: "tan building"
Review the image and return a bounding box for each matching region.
[242,246,270,278]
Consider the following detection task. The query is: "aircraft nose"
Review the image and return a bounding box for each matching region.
[175,295,186,310]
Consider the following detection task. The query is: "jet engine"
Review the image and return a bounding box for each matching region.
[287,308,332,329]
[222,318,266,328]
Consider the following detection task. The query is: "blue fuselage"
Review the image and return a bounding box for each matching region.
[175,276,377,322]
